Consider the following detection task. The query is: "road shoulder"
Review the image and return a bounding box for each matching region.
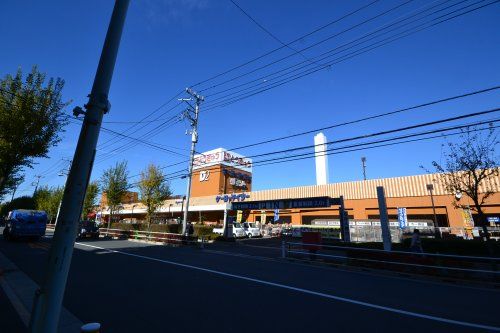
[0,248,83,333]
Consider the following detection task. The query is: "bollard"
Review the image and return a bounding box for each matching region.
[81,322,101,333]
[281,240,286,258]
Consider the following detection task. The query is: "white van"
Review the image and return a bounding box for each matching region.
[243,222,261,238]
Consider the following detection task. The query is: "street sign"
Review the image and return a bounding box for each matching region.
[397,207,408,229]
[487,216,499,223]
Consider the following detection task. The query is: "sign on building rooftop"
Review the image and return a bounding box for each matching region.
[193,148,252,173]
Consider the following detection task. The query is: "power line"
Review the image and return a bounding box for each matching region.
[156,122,499,183]
[203,0,460,102]
[190,0,382,89]
[239,107,500,160]
[228,0,324,66]
[202,0,498,111]
[198,0,414,94]
[227,85,500,151]
[250,118,499,166]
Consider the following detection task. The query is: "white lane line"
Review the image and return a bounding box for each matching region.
[75,242,500,332]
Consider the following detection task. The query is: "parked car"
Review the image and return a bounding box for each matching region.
[213,222,246,238]
[77,220,100,239]
[281,227,293,237]
[243,222,261,238]
[3,210,48,241]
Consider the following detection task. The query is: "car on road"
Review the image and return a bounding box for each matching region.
[2,210,48,241]
[77,220,100,239]
[242,222,261,238]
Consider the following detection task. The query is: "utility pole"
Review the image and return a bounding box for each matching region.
[54,159,72,225]
[32,175,43,196]
[426,183,440,238]
[29,2,129,332]
[361,157,367,181]
[180,88,204,235]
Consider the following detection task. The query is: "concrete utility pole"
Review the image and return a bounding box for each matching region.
[377,186,392,251]
[426,183,440,238]
[29,2,129,332]
[54,159,72,225]
[32,175,43,196]
[361,157,367,181]
[181,88,204,235]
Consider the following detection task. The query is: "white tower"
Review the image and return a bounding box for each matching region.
[314,132,329,185]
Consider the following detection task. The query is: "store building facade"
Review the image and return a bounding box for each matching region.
[98,148,500,228]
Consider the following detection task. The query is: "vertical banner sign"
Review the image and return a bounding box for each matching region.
[274,209,279,222]
[397,207,407,229]
[260,210,266,224]
[236,210,243,223]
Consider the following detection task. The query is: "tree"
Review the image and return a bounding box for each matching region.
[138,164,172,230]
[0,196,36,217]
[100,161,129,230]
[34,185,64,223]
[0,66,69,199]
[82,181,99,220]
[429,125,499,239]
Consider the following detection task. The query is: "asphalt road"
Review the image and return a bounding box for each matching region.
[0,232,499,333]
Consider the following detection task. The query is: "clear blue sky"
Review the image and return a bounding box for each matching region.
[1,0,499,198]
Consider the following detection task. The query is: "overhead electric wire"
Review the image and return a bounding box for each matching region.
[203,0,460,102]
[97,90,184,151]
[154,121,499,184]
[238,106,500,160]
[250,118,500,166]
[227,85,500,151]
[228,0,324,67]
[198,0,415,94]
[202,0,498,111]
[190,0,382,89]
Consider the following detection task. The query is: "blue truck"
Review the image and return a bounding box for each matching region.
[2,210,48,241]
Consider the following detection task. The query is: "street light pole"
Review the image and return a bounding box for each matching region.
[29,2,130,332]
[181,88,204,235]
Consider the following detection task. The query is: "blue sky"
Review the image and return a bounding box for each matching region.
[1,0,499,198]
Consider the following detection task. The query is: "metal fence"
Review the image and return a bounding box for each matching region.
[282,241,499,282]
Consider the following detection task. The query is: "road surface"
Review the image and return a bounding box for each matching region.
[0,232,498,332]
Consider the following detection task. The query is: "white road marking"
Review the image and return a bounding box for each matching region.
[75,242,499,331]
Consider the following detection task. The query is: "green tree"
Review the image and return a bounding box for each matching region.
[0,66,69,199]
[100,161,129,230]
[429,125,499,239]
[138,164,172,230]
[82,181,99,220]
[0,196,36,217]
[34,185,64,223]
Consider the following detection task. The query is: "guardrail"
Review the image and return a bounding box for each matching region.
[46,225,207,247]
[282,241,499,282]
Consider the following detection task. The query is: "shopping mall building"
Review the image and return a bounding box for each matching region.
[99,146,500,229]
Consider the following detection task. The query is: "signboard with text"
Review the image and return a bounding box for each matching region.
[193,148,252,172]
[231,196,339,210]
[397,207,408,229]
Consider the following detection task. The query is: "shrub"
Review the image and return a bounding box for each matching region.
[194,225,213,237]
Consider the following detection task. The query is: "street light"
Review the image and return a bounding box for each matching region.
[426,184,439,237]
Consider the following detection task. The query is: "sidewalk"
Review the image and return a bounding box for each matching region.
[0,249,83,332]
[0,279,27,332]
